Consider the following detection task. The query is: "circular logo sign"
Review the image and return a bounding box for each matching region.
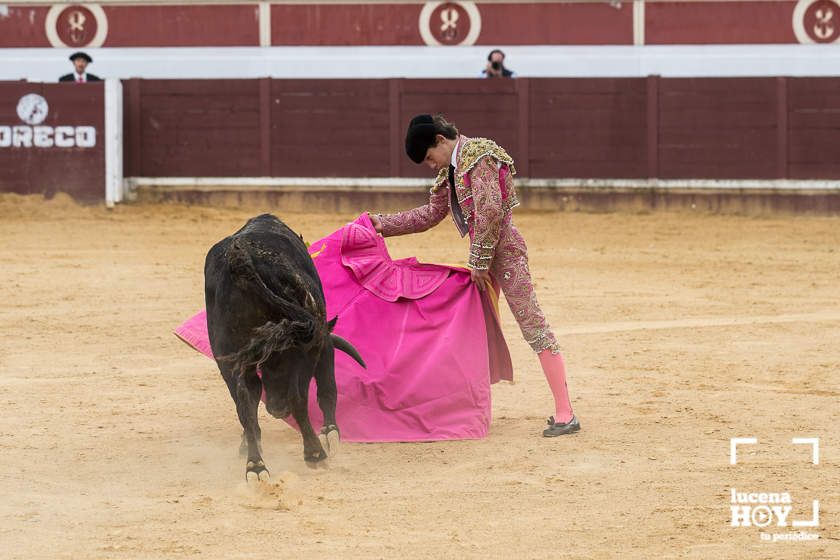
[16,94,49,125]
[57,5,98,47]
[793,0,840,43]
[45,4,109,48]
[419,1,482,46]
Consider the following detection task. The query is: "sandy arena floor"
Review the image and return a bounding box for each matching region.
[0,194,837,559]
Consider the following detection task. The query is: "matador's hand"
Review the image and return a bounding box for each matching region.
[368,213,383,234]
[470,268,490,291]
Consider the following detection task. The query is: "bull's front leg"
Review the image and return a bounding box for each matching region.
[235,374,269,481]
[314,347,340,457]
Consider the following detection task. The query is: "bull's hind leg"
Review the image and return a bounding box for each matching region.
[219,364,261,458]
[234,373,270,482]
[290,372,327,466]
[314,347,340,457]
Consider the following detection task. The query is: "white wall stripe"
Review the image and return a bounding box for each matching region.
[104,78,124,207]
[4,45,840,81]
[125,177,840,192]
[633,0,645,46]
[259,2,271,47]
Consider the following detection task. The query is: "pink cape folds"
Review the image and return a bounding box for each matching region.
[175,213,512,442]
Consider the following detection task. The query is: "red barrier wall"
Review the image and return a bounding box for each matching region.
[269,80,392,176]
[788,78,840,179]
[121,77,840,181]
[528,78,648,178]
[1,76,838,200]
[0,82,104,198]
[124,80,261,176]
[646,1,796,44]
[658,78,780,179]
[103,5,260,47]
[4,1,837,48]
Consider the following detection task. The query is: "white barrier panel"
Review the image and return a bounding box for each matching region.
[104,78,123,207]
[2,44,840,82]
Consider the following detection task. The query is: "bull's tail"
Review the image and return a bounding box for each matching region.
[222,239,325,381]
[224,319,317,381]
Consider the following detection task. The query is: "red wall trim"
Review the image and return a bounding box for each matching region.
[0,2,823,48]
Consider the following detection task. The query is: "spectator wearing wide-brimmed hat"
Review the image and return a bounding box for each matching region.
[59,52,101,83]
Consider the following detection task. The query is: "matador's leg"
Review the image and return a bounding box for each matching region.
[490,225,579,435]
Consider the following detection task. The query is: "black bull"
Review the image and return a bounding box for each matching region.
[204,214,365,480]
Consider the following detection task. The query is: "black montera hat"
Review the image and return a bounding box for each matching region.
[69,52,92,63]
[405,114,436,164]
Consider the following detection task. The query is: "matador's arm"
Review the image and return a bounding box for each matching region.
[378,180,449,237]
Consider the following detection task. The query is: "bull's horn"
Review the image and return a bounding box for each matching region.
[330,334,366,369]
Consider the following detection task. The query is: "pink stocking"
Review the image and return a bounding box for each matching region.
[538,349,574,424]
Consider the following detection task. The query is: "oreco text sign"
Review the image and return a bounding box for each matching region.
[1,93,97,149]
[0,125,96,148]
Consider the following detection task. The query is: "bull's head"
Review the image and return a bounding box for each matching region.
[257,351,312,420]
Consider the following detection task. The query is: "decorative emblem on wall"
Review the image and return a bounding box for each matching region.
[45,4,109,48]
[17,94,49,126]
[419,1,481,46]
[1,94,96,149]
[793,0,840,43]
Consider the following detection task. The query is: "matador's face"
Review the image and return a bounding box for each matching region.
[422,135,454,172]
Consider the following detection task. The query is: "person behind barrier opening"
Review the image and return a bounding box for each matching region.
[59,52,101,83]
[482,49,514,78]
[369,114,579,437]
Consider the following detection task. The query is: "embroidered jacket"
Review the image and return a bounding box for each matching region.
[379,136,520,270]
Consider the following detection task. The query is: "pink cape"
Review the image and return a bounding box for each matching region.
[175,213,512,442]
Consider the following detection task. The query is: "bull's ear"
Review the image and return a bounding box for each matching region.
[327,316,338,332]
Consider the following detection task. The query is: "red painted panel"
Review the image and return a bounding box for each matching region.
[102,5,259,47]
[122,80,136,176]
[270,80,391,176]
[479,2,632,45]
[789,162,840,178]
[647,1,797,45]
[0,1,822,48]
[787,77,840,178]
[272,4,422,46]
[658,78,779,178]
[272,2,631,46]
[789,129,840,159]
[0,82,104,198]
[132,80,262,176]
[528,78,648,178]
[0,6,50,47]
[116,77,840,181]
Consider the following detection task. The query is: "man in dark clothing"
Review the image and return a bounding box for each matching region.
[59,52,101,83]
[482,49,515,78]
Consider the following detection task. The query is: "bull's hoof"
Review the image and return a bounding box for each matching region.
[304,448,328,467]
[318,425,340,458]
[245,460,270,483]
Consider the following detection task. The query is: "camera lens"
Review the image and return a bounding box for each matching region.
[491,61,501,71]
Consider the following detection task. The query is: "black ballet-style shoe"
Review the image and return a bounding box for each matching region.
[542,415,580,437]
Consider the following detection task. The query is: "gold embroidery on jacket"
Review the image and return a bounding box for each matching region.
[457,137,516,177]
[429,137,519,222]
[430,168,448,194]
[455,138,519,222]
